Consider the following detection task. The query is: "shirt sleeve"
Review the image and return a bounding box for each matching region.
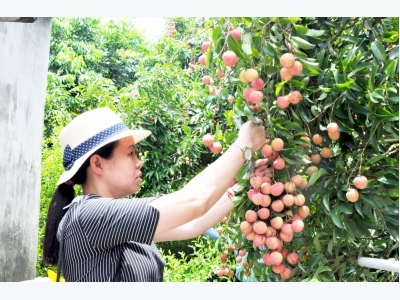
[79,197,160,250]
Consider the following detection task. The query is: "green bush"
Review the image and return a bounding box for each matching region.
[160,235,238,282]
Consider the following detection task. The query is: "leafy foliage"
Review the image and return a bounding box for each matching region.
[197,17,399,282]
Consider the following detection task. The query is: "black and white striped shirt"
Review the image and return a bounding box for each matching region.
[57,194,164,282]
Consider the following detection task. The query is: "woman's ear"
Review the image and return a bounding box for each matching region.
[89,154,103,175]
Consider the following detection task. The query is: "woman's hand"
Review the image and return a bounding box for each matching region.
[253,158,273,179]
[236,120,266,151]
[231,158,273,193]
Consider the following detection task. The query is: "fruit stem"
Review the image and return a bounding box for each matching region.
[384,143,399,157]
[310,93,345,122]
[328,93,345,122]
[346,122,381,187]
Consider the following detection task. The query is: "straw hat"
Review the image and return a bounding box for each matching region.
[57,107,151,185]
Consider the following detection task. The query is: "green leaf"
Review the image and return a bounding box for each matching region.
[386,223,399,239]
[293,24,309,34]
[385,60,398,77]
[324,20,340,28]
[296,57,320,70]
[281,154,300,165]
[389,46,398,59]
[313,234,322,252]
[345,217,362,239]
[338,202,353,214]
[385,215,399,226]
[371,41,387,61]
[375,108,399,121]
[327,240,333,256]
[263,42,278,59]
[291,36,316,50]
[366,154,386,165]
[205,47,213,69]
[309,253,323,271]
[307,168,327,187]
[360,193,383,209]
[354,201,363,217]
[284,122,302,130]
[314,265,331,276]
[336,80,354,90]
[292,131,309,137]
[353,214,371,236]
[276,17,302,25]
[331,206,344,229]
[297,105,312,122]
[305,29,325,37]
[233,105,246,117]
[236,161,252,181]
[377,176,399,186]
[275,81,286,96]
[233,115,244,129]
[347,62,374,78]
[382,31,398,43]
[368,65,379,92]
[212,26,223,53]
[272,23,283,43]
[383,205,399,215]
[298,262,308,273]
[338,34,359,44]
[242,33,252,55]
[323,193,330,212]
[227,35,245,59]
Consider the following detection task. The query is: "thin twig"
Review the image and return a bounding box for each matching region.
[310,93,345,122]
[346,122,381,187]
[384,144,399,156]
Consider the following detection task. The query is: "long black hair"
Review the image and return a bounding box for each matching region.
[42,140,119,265]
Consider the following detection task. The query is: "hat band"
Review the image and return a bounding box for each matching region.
[63,122,128,171]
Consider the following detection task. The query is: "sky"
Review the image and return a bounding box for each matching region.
[135,17,166,42]
[101,17,166,43]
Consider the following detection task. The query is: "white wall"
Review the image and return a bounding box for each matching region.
[0,17,52,281]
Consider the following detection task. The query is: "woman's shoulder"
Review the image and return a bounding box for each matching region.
[134,194,164,203]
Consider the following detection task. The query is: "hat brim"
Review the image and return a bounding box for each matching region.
[57,129,151,186]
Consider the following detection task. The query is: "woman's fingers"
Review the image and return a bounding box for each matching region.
[253,159,274,178]
[254,158,269,168]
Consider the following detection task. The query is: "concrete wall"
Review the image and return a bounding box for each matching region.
[0,18,52,281]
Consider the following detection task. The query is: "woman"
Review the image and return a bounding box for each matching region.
[43,107,271,282]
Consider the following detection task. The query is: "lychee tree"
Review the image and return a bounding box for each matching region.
[195,17,398,282]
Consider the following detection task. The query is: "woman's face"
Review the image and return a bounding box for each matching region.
[102,136,143,198]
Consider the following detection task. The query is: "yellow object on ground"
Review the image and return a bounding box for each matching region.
[47,269,65,282]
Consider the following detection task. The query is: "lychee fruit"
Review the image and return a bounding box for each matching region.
[201,41,211,52]
[280,53,295,68]
[277,96,290,109]
[354,175,368,189]
[202,134,214,147]
[198,54,206,66]
[229,28,242,41]
[312,134,323,145]
[222,50,237,67]
[271,138,284,152]
[288,90,302,104]
[251,78,264,91]
[210,142,222,153]
[288,61,303,75]
[327,122,339,134]
[280,67,293,81]
[346,188,359,202]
